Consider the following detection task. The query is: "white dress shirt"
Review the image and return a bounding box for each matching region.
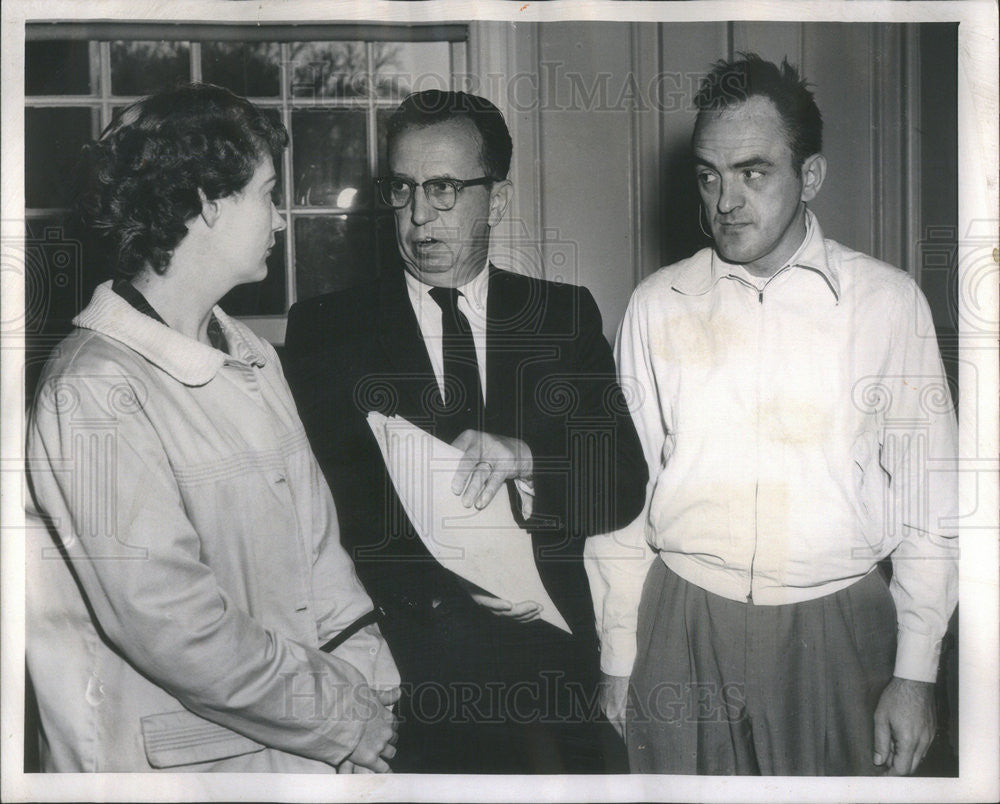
[403,265,534,517]
[404,265,490,401]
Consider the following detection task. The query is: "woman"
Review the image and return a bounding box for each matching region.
[26,83,398,773]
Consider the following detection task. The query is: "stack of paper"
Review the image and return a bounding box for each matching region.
[366,412,571,634]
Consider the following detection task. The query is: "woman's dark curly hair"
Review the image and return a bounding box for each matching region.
[76,82,288,278]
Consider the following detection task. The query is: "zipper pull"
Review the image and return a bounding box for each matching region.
[758,290,764,304]
[746,590,754,604]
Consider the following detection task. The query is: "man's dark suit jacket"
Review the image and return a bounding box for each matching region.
[283,265,646,771]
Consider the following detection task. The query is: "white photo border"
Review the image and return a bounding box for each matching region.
[2,1,996,802]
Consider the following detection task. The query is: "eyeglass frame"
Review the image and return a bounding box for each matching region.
[376,175,495,211]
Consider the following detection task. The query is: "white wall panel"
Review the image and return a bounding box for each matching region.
[537,22,637,341]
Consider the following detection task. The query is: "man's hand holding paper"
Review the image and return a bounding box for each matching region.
[457,578,543,624]
[367,412,570,633]
[450,429,533,511]
[451,430,541,619]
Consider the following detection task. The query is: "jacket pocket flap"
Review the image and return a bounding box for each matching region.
[140,710,265,769]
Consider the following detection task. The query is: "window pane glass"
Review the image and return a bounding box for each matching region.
[25,107,96,207]
[111,41,190,96]
[218,229,287,316]
[375,108,393,179]
[289,42,367,99]
[373,41,450,98]
[294,215,374,299]
[26,40,92,95]
[291,109,369,208]
[260,108,287,207]
[201,42,281,97]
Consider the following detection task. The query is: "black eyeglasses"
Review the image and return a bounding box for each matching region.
[376,176,493,211]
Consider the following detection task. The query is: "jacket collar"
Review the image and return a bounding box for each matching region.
[402,261,491,315]
[671,209,841,301]
[73,281,266,386]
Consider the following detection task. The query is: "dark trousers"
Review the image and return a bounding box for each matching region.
[380,586,627,774]
[627,561,896,775]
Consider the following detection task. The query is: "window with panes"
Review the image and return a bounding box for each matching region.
[24,24,466,346]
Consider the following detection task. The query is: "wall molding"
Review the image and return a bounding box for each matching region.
[904,25,923,283]
[467,20,543,277]
[870,23,922,276]
[629,22,663,287]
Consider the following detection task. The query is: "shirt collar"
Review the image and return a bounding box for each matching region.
[403,262,490,313]
[671,209,840,301]
[72,281,267,386]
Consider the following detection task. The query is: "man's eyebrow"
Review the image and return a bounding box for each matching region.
[386,172,463,182]
[692,155,775,170]
[390,173,462,183]
[732,156,774,170]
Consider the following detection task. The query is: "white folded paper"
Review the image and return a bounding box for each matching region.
[366,411,571,633]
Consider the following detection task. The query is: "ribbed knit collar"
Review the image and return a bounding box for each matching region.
[73,281,266,387]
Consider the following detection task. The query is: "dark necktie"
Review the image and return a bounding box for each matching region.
[428,286,483,440]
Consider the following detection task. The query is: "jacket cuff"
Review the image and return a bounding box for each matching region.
[893,629,944,683]
[305,652,374,767]
[599,629,638,677]
[316,705,365,768]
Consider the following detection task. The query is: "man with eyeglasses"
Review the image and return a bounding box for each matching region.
[283,90,647,773]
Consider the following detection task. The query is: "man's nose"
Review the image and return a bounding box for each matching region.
[716,179,743,214]
[410,186,439,226]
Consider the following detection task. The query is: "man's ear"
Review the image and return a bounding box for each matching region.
[800,153,826,202]
[198,188,222,228]
[487,180,513,227]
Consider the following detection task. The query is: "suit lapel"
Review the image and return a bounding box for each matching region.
[376,267,441,425]
[485,266,537,433]
[374,265,544,433]
[484,266,506,430]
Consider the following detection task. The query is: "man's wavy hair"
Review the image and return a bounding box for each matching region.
[76,82,288,278]
[386,90,512,181]
[693,53,822,173]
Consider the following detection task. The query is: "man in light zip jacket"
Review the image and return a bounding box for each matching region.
[596,54,957,776]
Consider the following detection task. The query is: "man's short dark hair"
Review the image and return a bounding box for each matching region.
[77,82,288,278]
[386,90,513,181]
[693,53,822,172]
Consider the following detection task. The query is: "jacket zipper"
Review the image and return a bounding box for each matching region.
[748,272,772,603]
[744,265,793,603]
